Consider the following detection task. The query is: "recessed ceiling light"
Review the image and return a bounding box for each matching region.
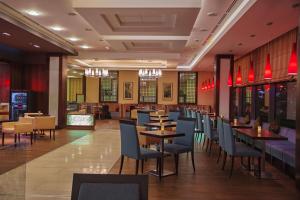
[68,12,77,16]
[266,22,273,26]
[195,39,200,42]
[105,46,110,50]
[85,28,92,31]
[68,37,80,42]
[229,50,233,53]
[292,3,300,8]
[33,44,40,48]
[250,34,256,38]
[50,26,65,31]
[2,32,11,36]
[200,29,208,32]
[238,43,243,46]
[25,9,42,16]
[80,45,91,49]
[99,39,104,42]
[207,12,217,16]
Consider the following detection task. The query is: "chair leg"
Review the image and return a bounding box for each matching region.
[30,132,33,145]
[202,136,206,150]
[208,140,213,156]
[158,158,162,180]
[50,129,52,139]
[174,154,179,175]
[257,157,261,179]
[2,132,5,146]
[247,157,251,171]
[191,151,195,172]
[135,160,139,175]
[205,139,210,152]
[229,156,235,178]
[14,134,17,147]
[141,160,144,173]
[222,152,227,170]
[119,155,124,174]
[217,147,222,163]
[53,130,55,140]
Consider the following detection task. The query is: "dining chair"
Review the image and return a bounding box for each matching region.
[204,115,218,155]
[71,174,148,200]
[222,122,261,178]
[216,117,225,163]
[137,111,150,126]
[195,112,204,143]
[164,117,196,174]
[168,110,180,121]
[119,120,162,178]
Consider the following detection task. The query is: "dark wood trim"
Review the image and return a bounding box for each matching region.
[295,17,300,189]
[82,75,86,99]
[138,77,158,104]
[215,54,234,118]
[177,71,198,105]
[99,71,119,103]
[269,84,276,122]
[58,55,67,128]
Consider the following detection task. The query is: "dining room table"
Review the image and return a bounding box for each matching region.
[139,130,185,177]
[150,113,168,118]
[230,122,252,129]
[150,117,172,122]
[234,128,288,179]
[144,121,177,129]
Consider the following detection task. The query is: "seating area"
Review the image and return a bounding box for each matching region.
[0,0,299,199]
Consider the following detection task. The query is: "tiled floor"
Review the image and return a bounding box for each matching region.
[0,120,121,200]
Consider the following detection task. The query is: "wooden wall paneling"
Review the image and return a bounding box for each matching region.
[58,56,67,128]
[0,62,10,102]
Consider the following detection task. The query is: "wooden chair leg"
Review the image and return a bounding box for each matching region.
[257,157,261,179]
[217,147,222,163]
[208,140,213,156]
[222,152,227,170]
[14,134,17,147]
[191,151,195,172]
[229,156,235,178]
[119,155,124,174]
[174,154,179,175]
[50,129,52,139]
[2,132,5,146]
[247,157,251,171]
[205,139,210,152]
[30,132,33,145]
[141,160,144,173]
[159,158,162,180]
[53,130,55,140]
[135,160,139,175]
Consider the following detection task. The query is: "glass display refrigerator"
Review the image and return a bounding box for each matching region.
[9,90,30,121]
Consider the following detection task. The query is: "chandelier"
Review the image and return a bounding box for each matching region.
[84,68,109,77]
[138,69,162,80]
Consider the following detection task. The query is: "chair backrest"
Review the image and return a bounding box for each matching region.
[186,109,192,118]
[174,118,196,148]
[168,111,180,121]
[204,115,214,139]
[217,117,224,149]
[119,120,140,159]
[191,110,196,119]
[34,116,56,129]
[131,109,138,120]
[71,174,148,200]
[223,122,235,155]
[196,112,203,132]
[137,111,150,126]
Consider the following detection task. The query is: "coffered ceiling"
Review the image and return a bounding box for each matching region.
[1,0,298,72]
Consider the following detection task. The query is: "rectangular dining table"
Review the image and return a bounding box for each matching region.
[144,122,177,129]
[234,128,287,178]
[230,122,252,129]
[139,130,185,177]
[150,117,172,122]
[150,114,168,118]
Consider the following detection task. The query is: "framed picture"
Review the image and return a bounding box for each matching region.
[124,82,133,100]
[163,83,173,101]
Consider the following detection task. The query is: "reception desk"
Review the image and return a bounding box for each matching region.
[66,114,95,130]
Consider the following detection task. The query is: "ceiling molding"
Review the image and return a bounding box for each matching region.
[73,0,202,8]
[102,35,189,41]
[0,2,78,55]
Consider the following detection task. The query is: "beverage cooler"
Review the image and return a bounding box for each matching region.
[9,90,31,121]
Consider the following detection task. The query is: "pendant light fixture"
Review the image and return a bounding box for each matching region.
[287,42,298,75]
[264,54,272,80]
[236,66,242,85]
[204,81,208,90]
[207,79,211,90]
[227,73,233,87]
[211,78,215,88]
[248,60,254,83]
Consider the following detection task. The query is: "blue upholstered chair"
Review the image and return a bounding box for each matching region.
[203,115,218,155]
[216,117,225,163]
[71,174,148,200]
[168,110,180,121]
[119,120,162,178]
[137,111,150,126]
[186,109,192,118]
[222,122,261,178]
[164,118,196,174]
[195,112,204,143]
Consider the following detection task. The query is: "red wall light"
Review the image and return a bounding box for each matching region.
[287,43,298,75]
[211,78,215,88]
[264,54,272,80]
[236,66,242,85]
[227,73,232,87]
[248,61,254,83]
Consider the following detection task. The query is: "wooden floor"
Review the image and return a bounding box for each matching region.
[0,120,299,199]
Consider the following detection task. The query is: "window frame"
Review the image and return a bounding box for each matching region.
[99,71,119,103]
[177,72,198,105]
[138,77,158,104]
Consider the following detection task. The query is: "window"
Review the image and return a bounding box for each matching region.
[255,85,269,122]
[100,71,118,102]
[242,87,252,117]
[139,79,157,103]
[232,87,240,118]
[178,72,197,104]
[275,81,296,128]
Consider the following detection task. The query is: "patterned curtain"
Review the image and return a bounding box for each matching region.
[67,78,83,102]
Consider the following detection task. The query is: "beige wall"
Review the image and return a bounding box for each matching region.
[157,71,178,105]
[198,71,215,107]
[118,71,139,104]
[86,77,99,103]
